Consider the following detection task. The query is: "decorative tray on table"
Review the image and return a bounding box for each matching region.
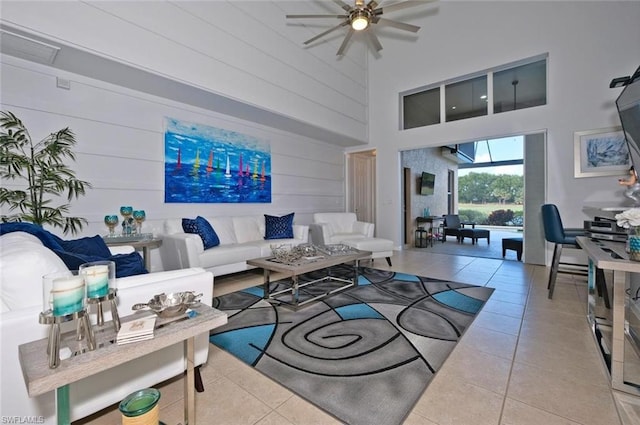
[131,291,202,318]
[316,244,360,256]
[268,244,325,266]
[103,233,154,243]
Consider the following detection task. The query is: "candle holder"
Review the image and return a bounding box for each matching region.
[132,210,146,235]
[39,310,95,369]
[41,271,96,369]
[86,289,120,331]
[104,214,119,237]
[80,261,120,331]
[120,206,134,235]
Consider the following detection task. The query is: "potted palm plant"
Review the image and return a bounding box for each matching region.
[0,110,91,235]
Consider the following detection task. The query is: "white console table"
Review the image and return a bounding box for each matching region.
[576,236,640,396]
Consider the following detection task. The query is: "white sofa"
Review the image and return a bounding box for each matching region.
[310,212,394,265]
[0,231,216,424]
[161,215,309,276]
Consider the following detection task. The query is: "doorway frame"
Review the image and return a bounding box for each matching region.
[398,130,546,263]
[346,149,377,226]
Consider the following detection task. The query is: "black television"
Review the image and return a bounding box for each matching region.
[420,172,435,195]
[616,66,640,162]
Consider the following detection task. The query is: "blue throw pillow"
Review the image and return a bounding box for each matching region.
[0,223,147,277]
[0,222,64,251]
[182,218,197,233]
[264,213,294,239]
[182,216,220,249]
[54,250,147,278]
[59,235,112,258]
[110,253,148,277]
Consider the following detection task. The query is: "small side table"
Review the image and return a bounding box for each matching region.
[416,216,444,245]
[415,229,431,248]
[104,238,162,271]
[502,237,523,261]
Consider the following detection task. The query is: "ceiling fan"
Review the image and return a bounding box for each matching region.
[286,0,435,56]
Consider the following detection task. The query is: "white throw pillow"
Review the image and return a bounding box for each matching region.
[0,232,69,311]
[233,216,264,243]
[209,217,238,245]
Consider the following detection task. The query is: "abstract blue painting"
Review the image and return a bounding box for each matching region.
[575,127,629,178]
[586,134,628,167]
[164,117,271,203]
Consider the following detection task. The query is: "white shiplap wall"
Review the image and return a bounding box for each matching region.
[0,0,369,143]
[1,55,346,271]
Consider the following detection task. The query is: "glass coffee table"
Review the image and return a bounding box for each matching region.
[247,245,371,309]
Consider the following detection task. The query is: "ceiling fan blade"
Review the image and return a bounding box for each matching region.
[377,0,435,15]
[303,21,349,45]
[367,30,383,52]
[337,29,355,56]
[287,14,347,19]
[374,17,420,32]
[333,0,353,12]
[367,0,380,9]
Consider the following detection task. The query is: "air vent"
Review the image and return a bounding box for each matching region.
[0,30,60,64]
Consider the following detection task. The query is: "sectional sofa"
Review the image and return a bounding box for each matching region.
[0,231,216,423]
[160,214,309,276]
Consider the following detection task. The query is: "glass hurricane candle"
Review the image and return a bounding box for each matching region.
[80,261,114,298]
[43,271,85,317]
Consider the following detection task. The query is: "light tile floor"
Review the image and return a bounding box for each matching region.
[78,249,640,425]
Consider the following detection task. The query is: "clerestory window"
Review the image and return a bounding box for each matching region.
[400,55,547,130]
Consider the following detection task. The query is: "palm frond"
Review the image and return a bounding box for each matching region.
[0,110,90,235]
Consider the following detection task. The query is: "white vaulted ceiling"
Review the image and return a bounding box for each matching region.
[0,1,371,146]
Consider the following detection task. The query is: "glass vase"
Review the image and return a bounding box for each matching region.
[629,234,640,262]
[119,388,162,425]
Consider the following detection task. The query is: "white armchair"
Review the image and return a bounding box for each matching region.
[310,213,393,266]
[0,232,215,424]
[310,212,374,245]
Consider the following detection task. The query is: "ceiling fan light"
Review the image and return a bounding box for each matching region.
[351,11,369,30]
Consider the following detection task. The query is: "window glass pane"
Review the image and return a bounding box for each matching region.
[403,87,440,129]
[488,136,524,161]
[494,59,546,113]
[458,136,524,167]
[445,76,487,122]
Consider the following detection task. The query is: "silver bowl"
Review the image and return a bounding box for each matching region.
[132,291,202,318]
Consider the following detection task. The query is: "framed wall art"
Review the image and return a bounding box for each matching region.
[574,126,629,178]
[164,117,271,203]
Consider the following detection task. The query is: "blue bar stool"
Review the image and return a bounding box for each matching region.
[541,204,610,308]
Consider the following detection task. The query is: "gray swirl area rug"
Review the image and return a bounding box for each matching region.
[210,266,494,425]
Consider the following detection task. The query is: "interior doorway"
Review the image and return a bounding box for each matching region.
[347,150,376,225]
[399,132,546,263]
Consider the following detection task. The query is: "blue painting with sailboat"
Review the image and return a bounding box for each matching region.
[164,117,271,203]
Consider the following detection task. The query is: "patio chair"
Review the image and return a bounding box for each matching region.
[443,214,464,242]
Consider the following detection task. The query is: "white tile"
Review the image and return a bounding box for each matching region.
[75,250,625,425]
